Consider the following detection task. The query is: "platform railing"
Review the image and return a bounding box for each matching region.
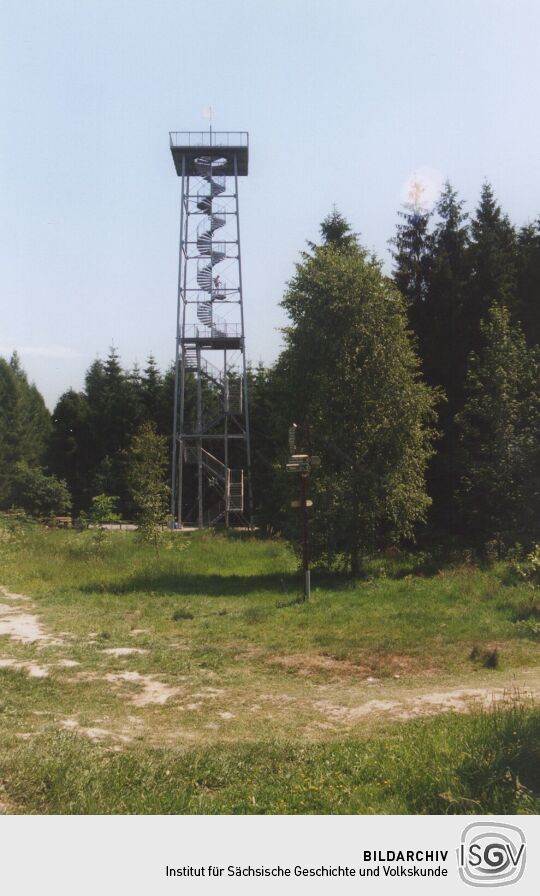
[169,131,248,148]
[183,322,241,340]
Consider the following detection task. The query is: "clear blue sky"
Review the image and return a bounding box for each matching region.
[1,0,540,407]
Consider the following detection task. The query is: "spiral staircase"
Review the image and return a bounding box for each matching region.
[181,155,245,525]
[195,156,227,334]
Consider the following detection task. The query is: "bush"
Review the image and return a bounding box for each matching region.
[172,609,194,621]
[87,494,120,526]
[513,545,540,589]
[6,462,71,517]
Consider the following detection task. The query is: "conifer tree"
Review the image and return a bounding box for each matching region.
[466,183,519,348]
[0,359,21,504]
[457,305,540,545]
[422,183,470,397]
[419,183,470,531]
[141,354,163,418]
[390,201,433,341]
[0,355,52,506]
[517,220,540,346]
[47,389,91,513]
[8,352,51,468]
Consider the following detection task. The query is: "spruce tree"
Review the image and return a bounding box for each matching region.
[246,362,288,523]
[457,305,539,545]
[422,183,470,398]
[466,183,519,350]
[316,207,358,249]
[420,183,470,532]
[517,220,540,346]
[83,348,145,512]
[48,389,91,513]
[8,352,51,468]
[141,354,163,418]
[0,355,52,506]
[0,359,21,504]
[390,202,433,341]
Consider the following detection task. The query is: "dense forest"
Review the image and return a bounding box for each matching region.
[2,181,539,563]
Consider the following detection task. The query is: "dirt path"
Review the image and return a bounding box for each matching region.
[308,669,540,728]
[1,584,539,745]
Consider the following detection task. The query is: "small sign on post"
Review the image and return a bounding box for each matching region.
[285,425,319,601]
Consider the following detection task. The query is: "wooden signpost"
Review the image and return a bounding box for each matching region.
[285,425,319,600]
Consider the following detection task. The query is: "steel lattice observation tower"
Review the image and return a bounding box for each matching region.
[169,130,253,528]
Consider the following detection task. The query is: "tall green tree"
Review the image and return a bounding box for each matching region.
[0,355,52,506]
[517,220,540,346]
[47,389,91,513]
[390,202,433,339]
[276,211,438,574]
[246,362,287,524]
[314,206,358,250]
[419,183,470,532]
[421,183,470,397]
[8,353,51,467]
[128,422,170,552]
[0,359,20,504]
[75,349,146,512]
[141,355,163,418]
[457,305,540,545]
[466,183,519,345]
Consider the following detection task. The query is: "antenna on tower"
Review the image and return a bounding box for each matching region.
[202,106,213,143]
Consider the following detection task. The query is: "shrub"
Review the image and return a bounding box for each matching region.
[7,462,71,518]
[172,609,194,621]
[514,545,540,589]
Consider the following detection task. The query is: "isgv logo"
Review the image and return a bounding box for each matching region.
[458,822,526,887]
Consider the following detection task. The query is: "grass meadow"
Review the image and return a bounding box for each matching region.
[0,521,538,814]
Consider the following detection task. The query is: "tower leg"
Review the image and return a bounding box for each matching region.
[234,154,254,526]
[196,343,203,528]
[224,348,229,528]
[177,438,183,527]
[171,159,185,522]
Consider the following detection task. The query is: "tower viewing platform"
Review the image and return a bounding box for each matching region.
[169,131,249,177]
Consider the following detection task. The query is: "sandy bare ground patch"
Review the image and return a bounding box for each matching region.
[101,647,147,657]
[314,698,403,721]
[395,686,540,719]
[191,687,226,698]
[0,605,50,644]
[0,586,29,602]
[0,658,81,679]
[61,717,131,744]
[313,680,540,728]
[105,671,180,706]
[0,590,62,646]
[0,658,49,678]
